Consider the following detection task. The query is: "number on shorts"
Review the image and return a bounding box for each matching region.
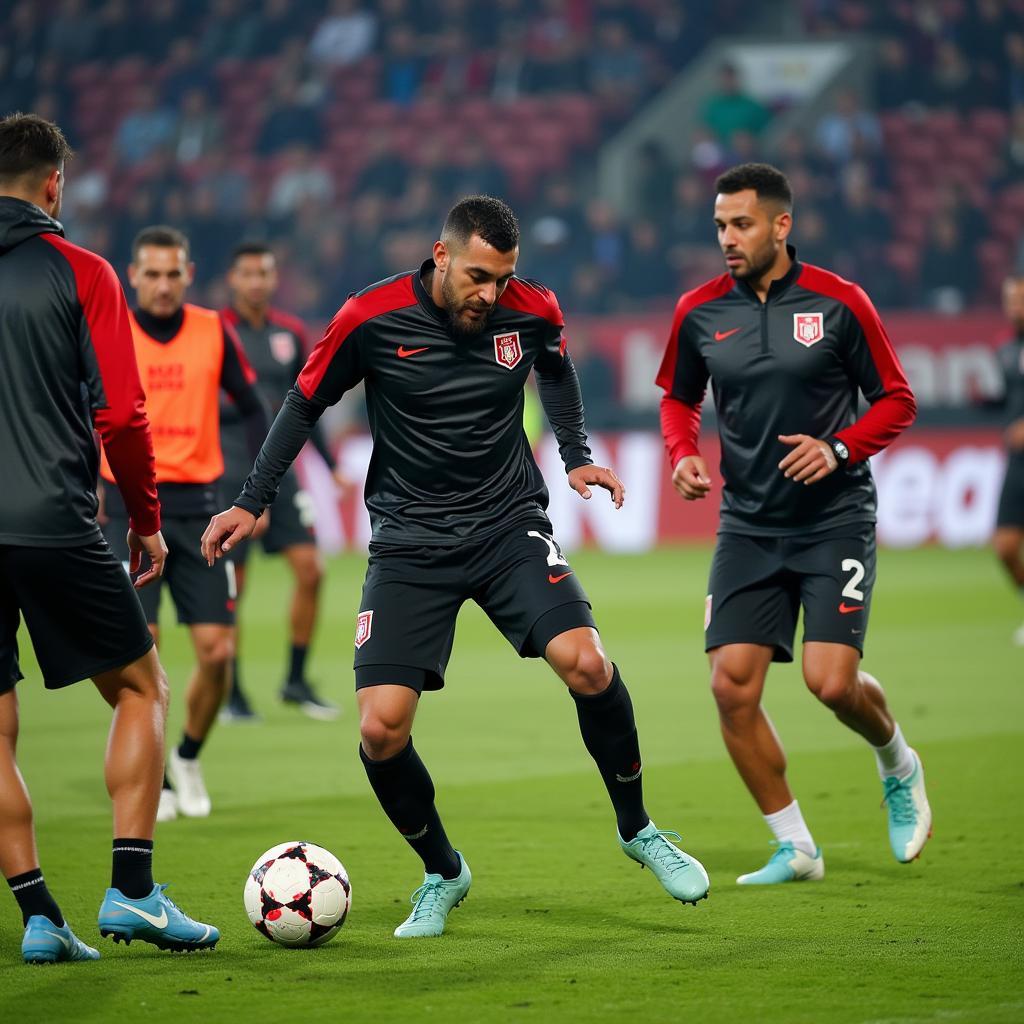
[527,530,568,567]
[841,558,865,601]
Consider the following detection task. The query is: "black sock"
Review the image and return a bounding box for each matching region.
[162,772,173,791]
[7,869,63,927]
[230,657,244,698]
[111,838,154,899]
[288,644,308,684]
[570,664,650,842]
[178,733,203,760]
[360,739,460,879]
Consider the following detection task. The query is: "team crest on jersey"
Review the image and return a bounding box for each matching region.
[270,331,296,364]
[355,610,373,649]
[793,313,824,347]
[494,331,523,369]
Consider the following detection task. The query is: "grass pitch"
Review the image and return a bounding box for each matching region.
[1,543,1021,1023]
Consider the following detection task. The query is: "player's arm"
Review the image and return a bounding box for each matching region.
[656,299,712,501]
[220,320,271,461]
[202,307,365,563]
[286,316,343,476]
[534,325,624,508]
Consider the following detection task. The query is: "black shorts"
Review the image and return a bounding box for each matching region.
[352,519,596,693]
[222,465,316,566]
[0,540,154,694]
[996,456,1024,529]
[104,517,236,626]
[705,525,876,663]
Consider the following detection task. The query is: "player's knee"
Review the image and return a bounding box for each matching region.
[993,530,1020,564]
[805,669,856,710]
[195,633,235,673]
[294,557,323,592]
[359,712,410,760]
[709,661,759,716]
[560,643,612,694]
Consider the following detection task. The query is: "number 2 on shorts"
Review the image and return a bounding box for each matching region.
[527,530,569,568]
[841,558,865,601]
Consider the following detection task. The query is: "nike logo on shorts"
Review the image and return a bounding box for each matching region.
[838,602,864,614]
[110,901,169,929]
[397,346,429,358]
[548,571,573,584]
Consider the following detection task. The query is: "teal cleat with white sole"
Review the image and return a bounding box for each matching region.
[393,853,471,938]
[22,917,100,964]
[619,822,710,905]
[736,842,825,885]
[883,749,932,863]
[98,883,219,951]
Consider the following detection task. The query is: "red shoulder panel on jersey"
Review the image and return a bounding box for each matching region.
[267,307,308,342]
[499,277,564,327]
[298,274,417,399]
[220,306,241,328]
[655,273,733,393]
[798,264,917,462]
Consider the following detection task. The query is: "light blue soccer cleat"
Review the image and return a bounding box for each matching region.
[393,853,471,938]
[619,822,710,905]
[98,883,219,951]
[736,841,825,885]
[22,917,100,964]
[882,749,932,863]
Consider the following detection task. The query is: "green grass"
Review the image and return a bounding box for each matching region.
[1,544,1022,1023]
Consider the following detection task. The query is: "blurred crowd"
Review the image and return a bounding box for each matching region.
[0,0,1020,325]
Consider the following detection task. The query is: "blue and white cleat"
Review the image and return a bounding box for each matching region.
[98,884,219,951]
[619,822,710,905]
[22,917,100,964]
[736,841,825,884]
[883,749,932,863]
[393,854,471,938]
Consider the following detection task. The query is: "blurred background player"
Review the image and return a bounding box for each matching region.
[659,163,930,885]
[0,114,216,962]
[100,226,269,822]
[992,273,1024,644]
[219,242,345,722]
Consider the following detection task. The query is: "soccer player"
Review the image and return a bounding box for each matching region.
[203,196,710,937]
[219,242,345,722]
[658,163,931,884]
[992,274,1024,644]
[100,226,268,821]
[0,113,216,962]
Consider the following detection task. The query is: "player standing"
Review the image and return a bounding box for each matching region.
[991,274,1024,644]
[219,242,344,722]
[204,196,710,937]
[100,226,268,821]
[658,164,931,884]
[0,114,216,961]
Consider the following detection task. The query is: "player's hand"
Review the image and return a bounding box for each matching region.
[127,529,167,589]
[251,509,271,540]
[568,465,625,509]
[331,467,355,495]
[1006,418,1024,451]
[671,456,712,501]
[201,507,258,566]
[778,434,837,484]
[97,481,109,526]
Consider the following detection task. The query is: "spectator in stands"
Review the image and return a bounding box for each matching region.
[195,151,252,221]
[568,263,613,315]
[791,206,832,268]
[618,220,677,306]
[444,139,509,201]
[257,77,323,156]
[630,139,676,223]
[526,216,575,297]
[308,0,378,68]
[702,63,770,144]
[162,38,213,108]
[174,88,223,166]
[527,31,587,93]
[391,173,439,233]
[875,37,918,110]
[135,0,182,63]
[491,23,530,102]
[688,126,728,183]
[666,172,710,249]
[588,20,649,115]
[422,26,489,98]
[93,0,136,64]
[927,41,977,112]
[268,144,334,218]
[815,89,881,167]
[1007,34,1024,107]
[115,86,178,166]
[45,0,98,65]
[919,215,977,312]
[250,0,303,58]
[198,0,260,62]
[354,135,409,200]
[565,325,619,429]
[381,24,425,105]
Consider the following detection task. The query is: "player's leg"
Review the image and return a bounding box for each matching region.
[799,528,931,862]
[220,549,259,723]
[993,525,1024,644]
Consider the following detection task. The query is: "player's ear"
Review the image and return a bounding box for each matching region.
[127,262,139,288]
[775,210,792,242]
[433,239,449,273]
[185,261,196,287]
[44,168,61,206]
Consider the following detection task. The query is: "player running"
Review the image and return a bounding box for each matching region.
[0,113,216,962]
[658,163,931,884]
[219,242,345,722]
[991,274,1024,644]
[203,196,710,937]
[100,226,268,822]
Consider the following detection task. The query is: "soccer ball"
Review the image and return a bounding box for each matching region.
[244,841,351,948]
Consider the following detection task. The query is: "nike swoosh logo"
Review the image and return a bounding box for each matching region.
[397,346,429,358]
[548,571,573,584]
[838,603,864,614]
[111,900,169,929]
[714,327,741,341]
[42,930,71,950]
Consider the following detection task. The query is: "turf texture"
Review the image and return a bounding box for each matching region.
[1,544,1021,1022]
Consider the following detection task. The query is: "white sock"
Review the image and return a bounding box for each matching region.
[763,800,816,857]
[873,722,915,781]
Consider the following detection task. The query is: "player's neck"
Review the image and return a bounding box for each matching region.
[749,250,793,303]
[423,266,445,312]
[234,300,269,327]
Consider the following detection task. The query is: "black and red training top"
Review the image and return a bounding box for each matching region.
[657,248,916,536]
[0,197,160,545]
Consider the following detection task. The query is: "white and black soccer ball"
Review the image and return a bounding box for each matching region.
[244,841,351,948]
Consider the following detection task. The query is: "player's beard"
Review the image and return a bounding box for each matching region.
[442,273,494,337]
[725,238,778,282]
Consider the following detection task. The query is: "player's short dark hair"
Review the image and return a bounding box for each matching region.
[715,163,793,212]
[442,195,520,253]
[132,225,190,262]
[231,240,274,264]
[0,112,73,185]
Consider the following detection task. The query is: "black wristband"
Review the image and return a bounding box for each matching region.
[826,436,850,468]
